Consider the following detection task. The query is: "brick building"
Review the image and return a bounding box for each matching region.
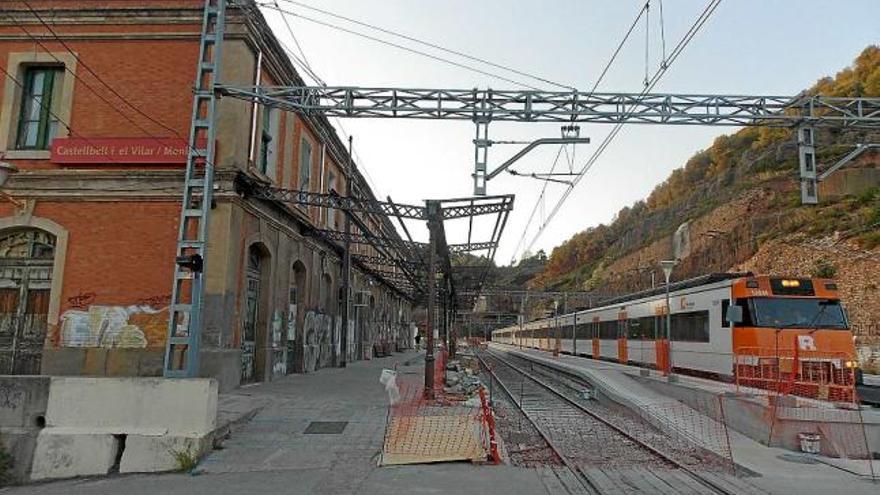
[0,0,414,391]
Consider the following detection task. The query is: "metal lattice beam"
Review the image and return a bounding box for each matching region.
[448,241,497,253]
[315,230,431,257]
[217,85,880,128]
[351,254,425,271]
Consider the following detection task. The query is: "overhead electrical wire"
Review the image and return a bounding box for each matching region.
[521,0,723,259]
[252,1,385,198]
[264,0,575,91]
[511,1,650,263]
[254,2,549,90]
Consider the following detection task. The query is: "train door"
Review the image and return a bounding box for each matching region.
[617,315,628,364]
[655,314,670,374]
[591,317,600,359]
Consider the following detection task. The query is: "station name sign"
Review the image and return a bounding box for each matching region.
[50,137,189,164]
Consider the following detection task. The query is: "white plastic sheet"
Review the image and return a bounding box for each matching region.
[379,369,401,405]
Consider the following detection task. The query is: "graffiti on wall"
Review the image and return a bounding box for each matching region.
[272,310,286,375]
[58,302,169,348]
[302,310,338,372]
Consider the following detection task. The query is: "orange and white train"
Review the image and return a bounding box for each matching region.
[492,273,860,401]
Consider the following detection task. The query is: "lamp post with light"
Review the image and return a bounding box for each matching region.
[660,260,678,380]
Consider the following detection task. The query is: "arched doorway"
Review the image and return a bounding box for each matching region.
[288,260,306,373]
[242,244,270,383]
[0,229,55,374]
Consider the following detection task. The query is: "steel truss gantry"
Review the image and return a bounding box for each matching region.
[217,84,880,197]
[216,86,880,127]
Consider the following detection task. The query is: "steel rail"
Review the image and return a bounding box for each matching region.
[475,352,602,495]
[481,349,739,495]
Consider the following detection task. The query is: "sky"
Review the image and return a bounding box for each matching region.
[258,0,880,266]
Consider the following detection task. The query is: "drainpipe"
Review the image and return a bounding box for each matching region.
[247,50,263,166]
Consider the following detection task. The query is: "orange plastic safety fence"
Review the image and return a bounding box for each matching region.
[734,347,857,403]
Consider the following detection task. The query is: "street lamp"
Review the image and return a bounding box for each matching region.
[660,259,678,380]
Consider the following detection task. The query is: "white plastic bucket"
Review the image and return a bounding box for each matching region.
[798,432,821,454]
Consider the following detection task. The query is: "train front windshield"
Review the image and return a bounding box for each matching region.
[750,297,848,329]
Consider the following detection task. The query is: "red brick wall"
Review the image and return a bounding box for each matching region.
[0,15,200,171]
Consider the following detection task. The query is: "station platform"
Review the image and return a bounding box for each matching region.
[9,350,551,495]
[492,343,880,494]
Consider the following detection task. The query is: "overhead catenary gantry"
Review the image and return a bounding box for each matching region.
[217,84,880,200]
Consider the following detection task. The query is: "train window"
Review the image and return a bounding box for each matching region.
[671,311,710,342]
[735,299,756,326]
[627,319,640,339]
[721,299,730,328]
[599,321,617,339]
[751,297,848,329]
[575,323,591,339]
[636,316,656,339]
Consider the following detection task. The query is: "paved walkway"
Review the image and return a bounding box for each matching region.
[7,351,550,495]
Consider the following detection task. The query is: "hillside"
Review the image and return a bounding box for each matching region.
[526,46,880,372]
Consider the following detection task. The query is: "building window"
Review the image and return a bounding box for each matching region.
[299,137,312,192]
[16,67,63,150]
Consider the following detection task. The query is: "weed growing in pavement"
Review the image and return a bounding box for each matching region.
[170,446,198,472]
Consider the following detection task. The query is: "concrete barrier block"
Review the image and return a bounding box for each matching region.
[45,377,218,435]
[30,431,116,480]
[119,434,211,474]
[0,376,50,429]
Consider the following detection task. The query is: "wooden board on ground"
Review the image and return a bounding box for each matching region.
[380,415,486,466]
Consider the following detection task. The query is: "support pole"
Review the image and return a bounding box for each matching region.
[340,136,353,367]
[473,116,490,196]
[449,298,457,359]
[798,125,818,205]
[424,207,438,400]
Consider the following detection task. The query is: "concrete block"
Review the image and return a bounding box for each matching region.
[30,431,116,480]
[45,377,218,436]
[1,428,40,483]
[0,376,49,428]
[119,434,211,473]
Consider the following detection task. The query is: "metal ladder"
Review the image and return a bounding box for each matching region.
[164,0,227,378]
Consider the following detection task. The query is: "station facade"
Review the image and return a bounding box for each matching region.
[0,0,414,390]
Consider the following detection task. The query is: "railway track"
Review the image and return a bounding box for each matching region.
[477,348,767,495]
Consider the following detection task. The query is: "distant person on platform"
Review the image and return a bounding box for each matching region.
[415,332,421,350]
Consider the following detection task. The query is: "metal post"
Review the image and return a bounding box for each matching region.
[440,284,448,352]
[424,203,439,400]
[473,114,490,196]
[572,311,577,355]
[798,125,818,205]
[339,136,353,367]
[660,260,677,378]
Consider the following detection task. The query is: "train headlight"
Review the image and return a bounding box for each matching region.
[844,360,857,368]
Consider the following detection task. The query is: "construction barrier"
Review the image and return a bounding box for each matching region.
[379,350,492,466]
[734,346,857,403]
